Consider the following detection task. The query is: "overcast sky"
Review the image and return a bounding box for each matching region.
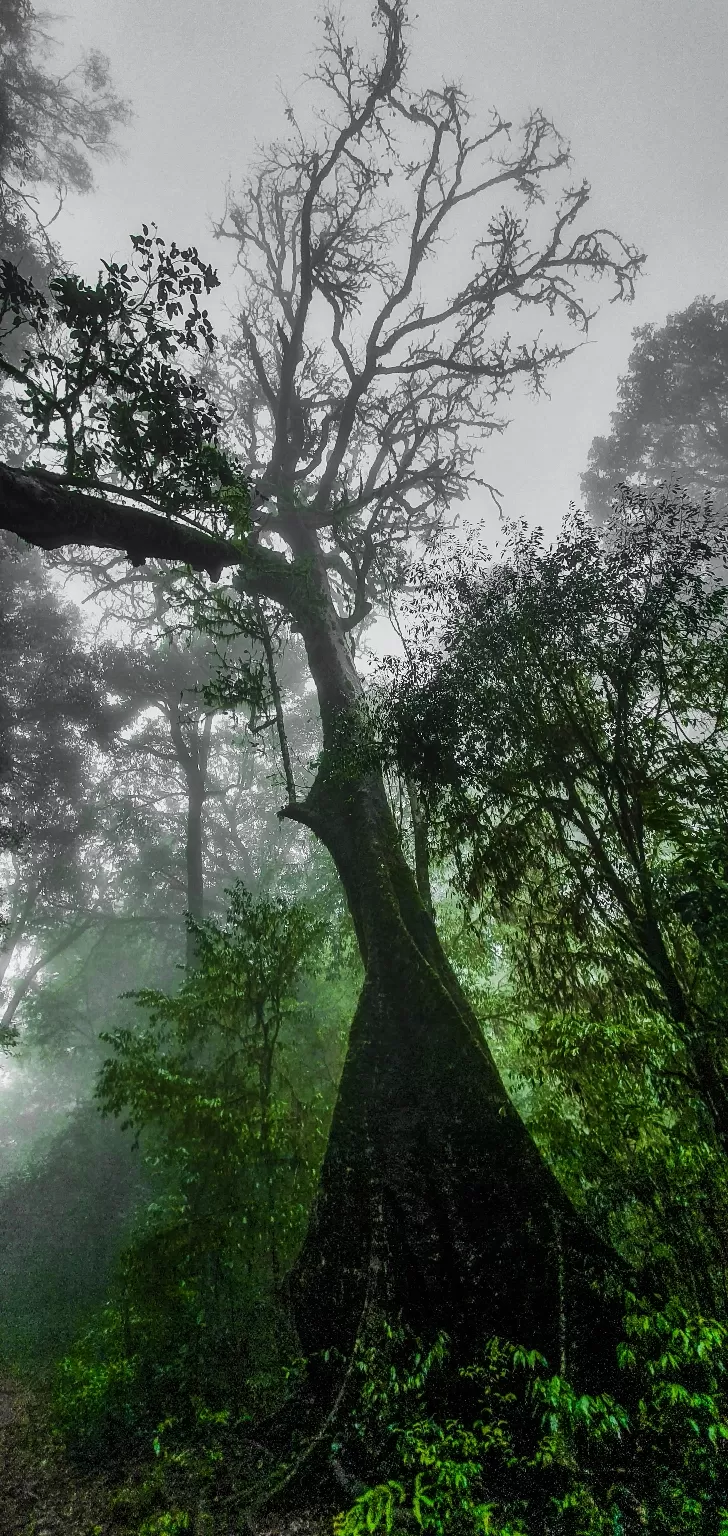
[49,0,728,540]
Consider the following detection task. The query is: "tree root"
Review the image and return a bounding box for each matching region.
[241,1196,387,1516]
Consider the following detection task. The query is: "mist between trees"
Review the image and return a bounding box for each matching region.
[1,2,728,1533]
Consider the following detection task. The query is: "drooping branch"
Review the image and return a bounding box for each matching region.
[0,464,316,628]
[0,464,239,578]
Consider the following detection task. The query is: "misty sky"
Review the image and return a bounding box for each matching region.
[48,0,728,539]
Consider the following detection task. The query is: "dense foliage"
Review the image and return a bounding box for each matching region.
[385,487,728,1126]
[51,886,353,1459]
[378,484,728,1300]
[332,1304,728,1536]
[13,483,727,1530]
[0,233,245,516]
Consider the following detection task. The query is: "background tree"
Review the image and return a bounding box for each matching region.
[0,0,129,460]
[0,0,128,270]
[49,885,353,1455]
[582,296,728,521]
[0,531,122,1038]
[384,483,728,1182]
[0,0,645,1398]
[0,1100,146,1363]
[0,551,322,1052]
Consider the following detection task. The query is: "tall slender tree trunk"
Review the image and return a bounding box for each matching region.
[185,779,205,939]
[406,773,433,916]
[640,912,728,1154]
[169,703,213,968]
[278,530,625,1389]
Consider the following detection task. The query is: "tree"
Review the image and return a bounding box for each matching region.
[46,888,356,1474]
[85,888,331,1425]
[0,1,645,1406]
[0,0,128,273]
[104,636,236,967]
[582,296,728,522]
[89,567,321,961]
[383,484,728,1159]
[0,531,122,1037]
[0,533,319,1042]
[0,0,129,460]
[0,536,209,1038]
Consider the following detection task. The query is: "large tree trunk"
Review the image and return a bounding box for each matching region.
[280,533,626,1392]
[287,771,623,1388]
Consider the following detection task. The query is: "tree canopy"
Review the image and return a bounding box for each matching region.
[0,0,643,610]
[582,297,728,521]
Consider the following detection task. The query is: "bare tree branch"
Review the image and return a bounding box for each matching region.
[207,0,642,639]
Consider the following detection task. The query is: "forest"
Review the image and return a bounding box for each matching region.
[1,1,728,1532]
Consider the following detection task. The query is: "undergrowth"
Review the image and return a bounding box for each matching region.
[332,1299,728,1536]
[46,1295,728,1534]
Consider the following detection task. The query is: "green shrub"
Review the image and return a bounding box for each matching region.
[335,1300,728,1536]
[136,1513,191,1535]
[54,1307,141,1458]
[53,887,346,1459]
